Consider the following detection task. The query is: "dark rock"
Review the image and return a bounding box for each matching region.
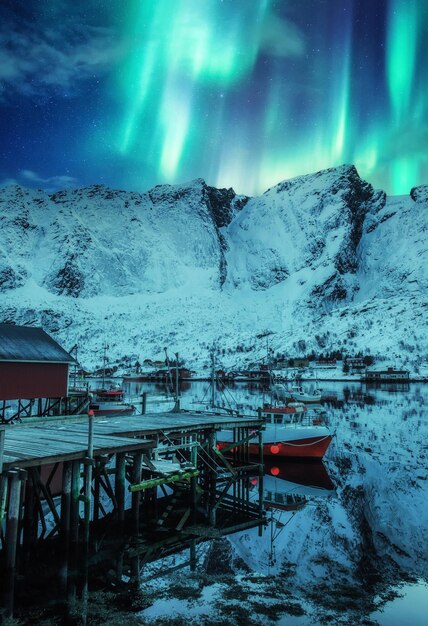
[205,185,249,228]
[410,185,428,204]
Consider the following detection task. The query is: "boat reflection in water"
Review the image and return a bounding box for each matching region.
[250,459,335,513]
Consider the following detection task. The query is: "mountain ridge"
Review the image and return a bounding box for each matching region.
[0,164,426,370]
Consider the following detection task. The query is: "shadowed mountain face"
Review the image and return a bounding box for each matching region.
[0,165,426,368]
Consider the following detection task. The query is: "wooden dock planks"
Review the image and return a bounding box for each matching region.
[2,427,153,469]
[1,410,263,470]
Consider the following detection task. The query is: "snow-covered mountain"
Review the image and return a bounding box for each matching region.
[0,164,426,370]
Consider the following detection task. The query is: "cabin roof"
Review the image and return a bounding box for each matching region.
[0,324,74,363]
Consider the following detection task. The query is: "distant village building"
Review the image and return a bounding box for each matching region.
[316,358,337,367]
[364,367,410,382]
[345,357,366,372]
[288,358,310,369]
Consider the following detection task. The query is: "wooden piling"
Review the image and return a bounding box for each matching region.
[141,392,147,415]
[258,427,264,536]
[131,452,143,533]
[61,461,72,541]
[83,411,95,543]
[93,465,100,523]
[70,460,81,544]
[190,435,198,522]
[0,473,7,527]
[23,470,37,550]
[115,452,126,524]
[0,427,5,474]
[5,470,21,570]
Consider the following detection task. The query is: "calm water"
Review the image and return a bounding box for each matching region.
[2,381,427,625]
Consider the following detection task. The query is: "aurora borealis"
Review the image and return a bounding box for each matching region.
[0,0,427,195]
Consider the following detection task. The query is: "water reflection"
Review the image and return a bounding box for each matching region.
[2,382,427,625]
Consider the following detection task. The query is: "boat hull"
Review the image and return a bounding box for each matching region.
[91,407,135,416]
[217,434,332,460]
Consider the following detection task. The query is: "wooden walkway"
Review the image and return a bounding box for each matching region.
[1,410,262,470]
[2,428,153,469]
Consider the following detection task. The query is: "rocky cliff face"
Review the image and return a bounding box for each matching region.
[0,165,426,368]
[0,179,231,298]
[223,164,386,299]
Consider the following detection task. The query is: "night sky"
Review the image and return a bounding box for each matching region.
[1,0,427,196]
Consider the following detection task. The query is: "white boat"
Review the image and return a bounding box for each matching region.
[272,383,322,403]
[89,387,135,416]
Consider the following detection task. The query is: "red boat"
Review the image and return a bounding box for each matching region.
[217,406,333,460]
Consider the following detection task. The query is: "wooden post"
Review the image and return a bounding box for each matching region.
[0,426,5,474]
[70,460,81,545]
[5,470,21,570]
[83,411,94,544]
[131,452,143,533]
[258,426,264,535]
[141,392,147,415]
[23,470,37,550]
[93,466,100,523]
[208,430,217,526]
[115,452,126,524]
[0,473,7,527]
[61,461,72,541]
[190,435,198,522]
[190,538,196,572]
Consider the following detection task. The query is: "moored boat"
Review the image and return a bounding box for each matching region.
[272,383,322,403]
[217,407,333,460]
[89,387,135,416]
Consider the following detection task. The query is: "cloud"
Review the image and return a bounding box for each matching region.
[0,12,124,99]
[19,169,78,192]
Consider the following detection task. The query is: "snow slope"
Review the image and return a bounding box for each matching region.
[0,165,426,370]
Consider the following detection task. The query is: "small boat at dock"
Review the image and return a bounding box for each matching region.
[89,387,135,416]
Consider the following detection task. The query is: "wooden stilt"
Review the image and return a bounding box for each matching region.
[23,470,37,550]
[258,427,264,536]
[61,461,72,542]
[5,470,21,570]
[208,430,217,526]
[190,435,198,522]
[0,427,5,473]
[131,452,143,533]
[141,392,147,415]
[115,452,126,524]
[93,465,100,523]
[70,460,80,544]
[0,473,8,527]
[83,411,94,544]
[190,538,196,572]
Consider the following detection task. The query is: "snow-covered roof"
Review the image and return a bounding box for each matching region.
[0,324,74,363]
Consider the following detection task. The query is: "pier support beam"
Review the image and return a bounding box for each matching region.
[61,461,72,542]
[115,452,126,525]
[0,427,5,474]
[131,452,143,533]
[70,460,81,545]
[23,472,37,551]
[5,470,25,571]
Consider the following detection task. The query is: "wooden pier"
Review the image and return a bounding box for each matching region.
[0,409,264,618]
